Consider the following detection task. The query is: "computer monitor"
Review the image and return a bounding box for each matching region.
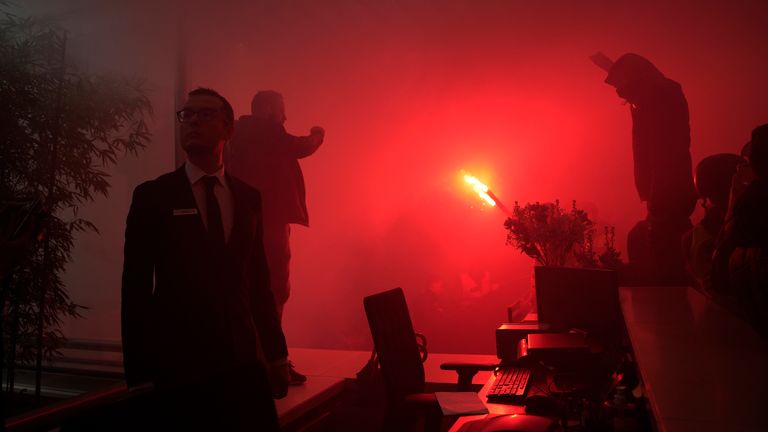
[534,266,624,346]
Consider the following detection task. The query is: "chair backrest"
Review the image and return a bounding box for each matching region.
[363,288,426,401]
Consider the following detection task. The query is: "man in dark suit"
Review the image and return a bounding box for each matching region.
[122,87,289,431]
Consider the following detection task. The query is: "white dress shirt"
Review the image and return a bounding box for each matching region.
[184,161,234,243]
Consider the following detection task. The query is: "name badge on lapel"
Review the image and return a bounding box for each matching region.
[173,208,198,216]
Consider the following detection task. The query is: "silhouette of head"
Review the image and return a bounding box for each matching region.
[251,90,286,125]
[605,53,664,104]
[694,154,745,208]
[749,123,768,179]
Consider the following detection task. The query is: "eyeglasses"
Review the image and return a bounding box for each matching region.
[176,108,221,123]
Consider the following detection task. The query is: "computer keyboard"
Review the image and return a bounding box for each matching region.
[486,366,532,403]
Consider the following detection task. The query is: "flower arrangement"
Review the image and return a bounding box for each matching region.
[504,200,621,269]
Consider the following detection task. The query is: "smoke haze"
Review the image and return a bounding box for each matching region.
[20,0,768,353]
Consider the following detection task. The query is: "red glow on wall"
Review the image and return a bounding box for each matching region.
[56,1,768,353]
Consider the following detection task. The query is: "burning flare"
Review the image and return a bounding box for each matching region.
[463,173,496,207]
[461,170,513,217]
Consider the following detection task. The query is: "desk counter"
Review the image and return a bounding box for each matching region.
[620,286,768,432]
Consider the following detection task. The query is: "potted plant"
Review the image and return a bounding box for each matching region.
[503,200,622,322]
[1,11,152,409]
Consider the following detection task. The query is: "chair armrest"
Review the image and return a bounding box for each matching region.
[440,362,499,391]
[440,362,498,372]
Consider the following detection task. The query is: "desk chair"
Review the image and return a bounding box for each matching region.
[364,288,497,432]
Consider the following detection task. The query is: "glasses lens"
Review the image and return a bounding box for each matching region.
[177,109,219,122]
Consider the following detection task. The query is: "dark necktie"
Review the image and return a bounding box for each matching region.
[202,176,226,251]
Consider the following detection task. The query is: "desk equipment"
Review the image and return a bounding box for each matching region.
[435,392,489,416]
[527,333,589,357]
[495,323,550,362]
[486,366,532,403]
[511,332,592,374]
[534,266,623,345]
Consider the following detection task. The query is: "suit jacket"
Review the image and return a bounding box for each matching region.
[121,165,288,388]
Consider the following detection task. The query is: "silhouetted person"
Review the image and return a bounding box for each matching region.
[729,127,768,246]
[227,90,324,385]
[593,52,698,284]
[122,88,289,431]
[722,124,768,336]
[682,153,744,292]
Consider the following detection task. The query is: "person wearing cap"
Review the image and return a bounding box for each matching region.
[592,52,698,285]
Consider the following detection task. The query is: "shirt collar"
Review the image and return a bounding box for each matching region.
[184,160,226,186]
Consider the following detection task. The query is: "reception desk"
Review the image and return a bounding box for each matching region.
[619,286,768,432]
[450,286,768,432]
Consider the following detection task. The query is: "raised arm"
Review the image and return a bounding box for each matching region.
[284,126,325,159]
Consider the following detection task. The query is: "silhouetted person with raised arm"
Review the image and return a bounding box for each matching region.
[226,90,324,385]
[122,88,288,431]
[592,52,698,284]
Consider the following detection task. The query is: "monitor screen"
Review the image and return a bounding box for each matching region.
[534,266,624,345]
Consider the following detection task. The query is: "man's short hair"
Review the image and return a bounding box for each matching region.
[188,87,234,126]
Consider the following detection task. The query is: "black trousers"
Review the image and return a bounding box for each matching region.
[647,201,694,285]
